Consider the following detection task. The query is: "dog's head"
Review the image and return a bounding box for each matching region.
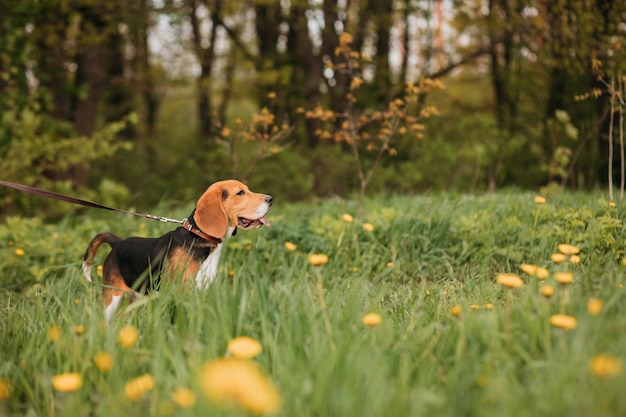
[194,180,273,239]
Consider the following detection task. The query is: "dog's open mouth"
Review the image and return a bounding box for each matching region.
[238,216,270,229]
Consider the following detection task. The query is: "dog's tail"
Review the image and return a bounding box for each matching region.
[82,232,122,282]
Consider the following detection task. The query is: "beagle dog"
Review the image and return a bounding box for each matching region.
[82,180,272,321]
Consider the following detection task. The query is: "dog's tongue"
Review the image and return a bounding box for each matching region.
[259,216,270,227]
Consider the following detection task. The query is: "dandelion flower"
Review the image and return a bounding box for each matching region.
[361,313,382,326]
[172,387,196,408]
[47,325,61,343]
[449,305,462,317]
[534,196,546,204]
[52,372,83,392]
[540,285,555,297]
[558,244,580,255]
[520,264,538,275]
[589,355,623,377]
[495,273,524,289]
[96,265,103,278]
[93,352,114,372]
[550,314,577,330]
[386,262,394,267]
[14,248,25,256]
[0,379,11,399]
[125,374,155,401]
[569,255,580,264]
[555,271,574,284]
[227,336,263,360]
[362,223,375,232]
[118,325,139,349]
[308,253,329,267]
[535,267,550,280]
[587,298,603,316]
[470,304,481,310]
[551,253,567,264]
[484,303,494,309]
[342,213,353,223]
[284,242,297,251]
[199,358,282,414]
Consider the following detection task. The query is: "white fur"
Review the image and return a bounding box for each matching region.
[105,295,123,322]
[82,262,92,282]
[195,226,235,289]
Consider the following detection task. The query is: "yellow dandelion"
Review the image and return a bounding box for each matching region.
[587,298,603,316]
[569,255,580,264]
[470,304,481,310]
[14,248,25,256]
[47,325,61,343]
[484,303,494,309]
[520,263,538,275]
[386,262,394,267]
[589,355,623,377]
[449,305,462,317]
[125,374,155,401]
[362,223,375,232]
[495,273,524,289]
[228,269,235,278]
[199,358,282,414]
[551,253,567,264]
[342,213,353,223]
[52,372,83,393]
[74,298,80,305]
[550,314,577,330]
[535,267,550,280]
[308,253,329,267]
[118,325,139,349]
[558,244,580,255]
[609,201,617,208]
[97,264,103,278]
[227,336,263,360]
[350,267,359,272]
[93,352,114,372]
[361,313,382,326]
[555,271,574,284]
[284,242,297,251]
[75,325,85,335]
[540,285,555,297]
[534,196,546,204]
[0,379,11,400]
[172,387,196,408]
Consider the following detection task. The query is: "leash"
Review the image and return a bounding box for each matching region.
[0,180,184,224]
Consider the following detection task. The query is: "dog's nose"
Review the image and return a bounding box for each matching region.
[265,195,273,205]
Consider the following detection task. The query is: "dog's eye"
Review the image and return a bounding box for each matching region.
[236,190,246,196]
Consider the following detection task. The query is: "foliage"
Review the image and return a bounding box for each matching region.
[304,32,443,217]
[2,191,626,416]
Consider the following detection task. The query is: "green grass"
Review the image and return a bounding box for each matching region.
[2,191,626,416]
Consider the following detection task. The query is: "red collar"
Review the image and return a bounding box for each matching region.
[182,218,223,244]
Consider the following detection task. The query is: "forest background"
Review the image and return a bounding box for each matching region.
[1,0,625,219]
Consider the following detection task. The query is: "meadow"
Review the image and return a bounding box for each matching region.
[1,190,626,417]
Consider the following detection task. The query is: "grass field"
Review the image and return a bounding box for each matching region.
[1,191,626,416]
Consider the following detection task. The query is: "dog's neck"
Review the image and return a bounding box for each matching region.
[183,209,236,244]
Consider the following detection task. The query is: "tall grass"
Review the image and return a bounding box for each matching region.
[1,191,626,416]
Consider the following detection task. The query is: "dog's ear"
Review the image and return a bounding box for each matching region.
[194,186,229,238]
